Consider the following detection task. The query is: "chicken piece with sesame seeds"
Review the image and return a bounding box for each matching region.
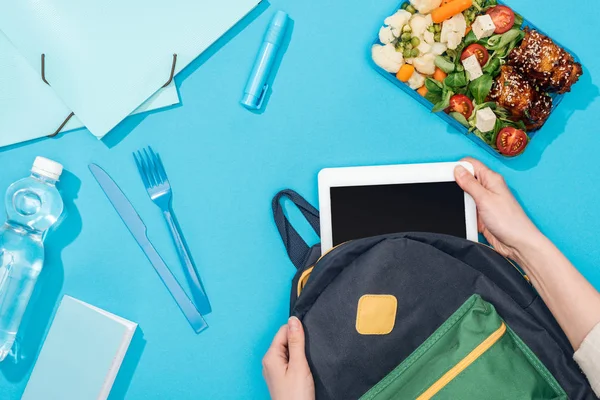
[508,28,582,94]
[489,66,552,131]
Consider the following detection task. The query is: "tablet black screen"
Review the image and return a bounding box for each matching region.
[330,182,467,246]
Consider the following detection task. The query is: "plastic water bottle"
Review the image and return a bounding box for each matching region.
[0,157,64,362]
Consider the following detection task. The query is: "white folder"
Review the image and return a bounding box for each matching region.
[0,31,180,149]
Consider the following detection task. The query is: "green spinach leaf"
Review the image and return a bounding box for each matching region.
[425,77,444,94]
[444,72,468,89]
[486,29,524,51]
[432,89,453,113]
[450,112,470,128]
[482,0,498,11]
[435,56,455,74]
[483,56,502,76]
[473,128,494,145]
[463,30,478,47]
[491,118,503,144]
[446,49,459,63]
[474,101,497,112]
[468,74,494,104]
[513,13,524,28]
[425,91,441,104]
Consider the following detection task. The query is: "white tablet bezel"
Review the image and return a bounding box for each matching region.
[318,161,478,254]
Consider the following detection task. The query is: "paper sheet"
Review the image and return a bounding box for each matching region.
[0,0,261,138]
[0,31,179,149]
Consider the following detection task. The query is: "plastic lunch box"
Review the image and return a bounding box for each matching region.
[370,1,582,159]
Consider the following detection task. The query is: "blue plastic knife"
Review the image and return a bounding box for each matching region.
[89,163,207,334]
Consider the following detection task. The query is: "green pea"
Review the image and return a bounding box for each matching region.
[395,41,405,51]
[411,37,421,47]
[427,26,436,33]
[401,32,412,41]
[405,43,413,50]
[403,49,412,58]
[411,48,420,58]
[434,24,441,33]
[406,4,416,13]
[403,25,412,33]
[434,32,442,42]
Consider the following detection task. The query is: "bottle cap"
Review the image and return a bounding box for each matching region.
[32,157,63,181]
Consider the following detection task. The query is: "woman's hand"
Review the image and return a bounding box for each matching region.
[456,158,600,352]
[263,317,315,400]
[454,158,543,263]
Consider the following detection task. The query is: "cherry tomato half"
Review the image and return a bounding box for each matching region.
[461,44,490,67]
[486,5,516,34]
[496,127,528,156]
[448,94,474,119]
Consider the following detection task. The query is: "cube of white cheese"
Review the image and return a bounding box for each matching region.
[476,107,497,132]
[472,15,496,40]
[462,54,484,81]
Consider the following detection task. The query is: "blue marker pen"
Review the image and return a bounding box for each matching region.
[240,11,289,110]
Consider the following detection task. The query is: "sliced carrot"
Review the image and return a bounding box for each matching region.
[441,0,455,4]
[465,26,472,35]
[431,0,473,23]
[433,68,447,82]
[417,86,428,97]
[396,64,415,83]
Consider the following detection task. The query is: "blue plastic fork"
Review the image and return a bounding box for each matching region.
[134,147,211,315]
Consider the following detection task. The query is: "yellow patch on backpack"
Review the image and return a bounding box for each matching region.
[356,295,397,335]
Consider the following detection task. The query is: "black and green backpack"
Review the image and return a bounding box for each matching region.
[272,190,597,400]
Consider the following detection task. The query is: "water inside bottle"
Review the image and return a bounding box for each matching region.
[0,160,63,362]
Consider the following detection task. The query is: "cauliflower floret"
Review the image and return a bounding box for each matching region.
[379,25,397,44]
[384,9,412,30]
[417,41,432,55]
[451,13,467,36]
[423,31,435,45]
[413,53,436,75]
[410,14,433,37]
[446,32,463,50]
[408,70,426,89]
[441,13,466,49]
[430,42,448,55]
[440,20,451,43]
[372,44,404,73]
[410,0,442,14]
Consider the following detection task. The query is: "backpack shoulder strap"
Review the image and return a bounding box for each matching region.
[272,190,320,269]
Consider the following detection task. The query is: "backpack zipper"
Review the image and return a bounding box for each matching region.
[476,242,531,284]
[297,241,351,297]
[416,322,507,400]
[298,241,530,298]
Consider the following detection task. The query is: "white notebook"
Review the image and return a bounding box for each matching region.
[22,296,137,400]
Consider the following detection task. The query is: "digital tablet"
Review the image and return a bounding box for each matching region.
[318,162,478,254]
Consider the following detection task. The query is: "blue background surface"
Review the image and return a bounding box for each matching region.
[1,0,599,398]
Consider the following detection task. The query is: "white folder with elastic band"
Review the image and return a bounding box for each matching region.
[0,0,263,139]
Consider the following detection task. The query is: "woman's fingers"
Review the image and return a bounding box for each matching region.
[263,325,290,374]
[461,157,507,193]
[287,317,311,373]
[455,165,487,202]
[263,317,311,377]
